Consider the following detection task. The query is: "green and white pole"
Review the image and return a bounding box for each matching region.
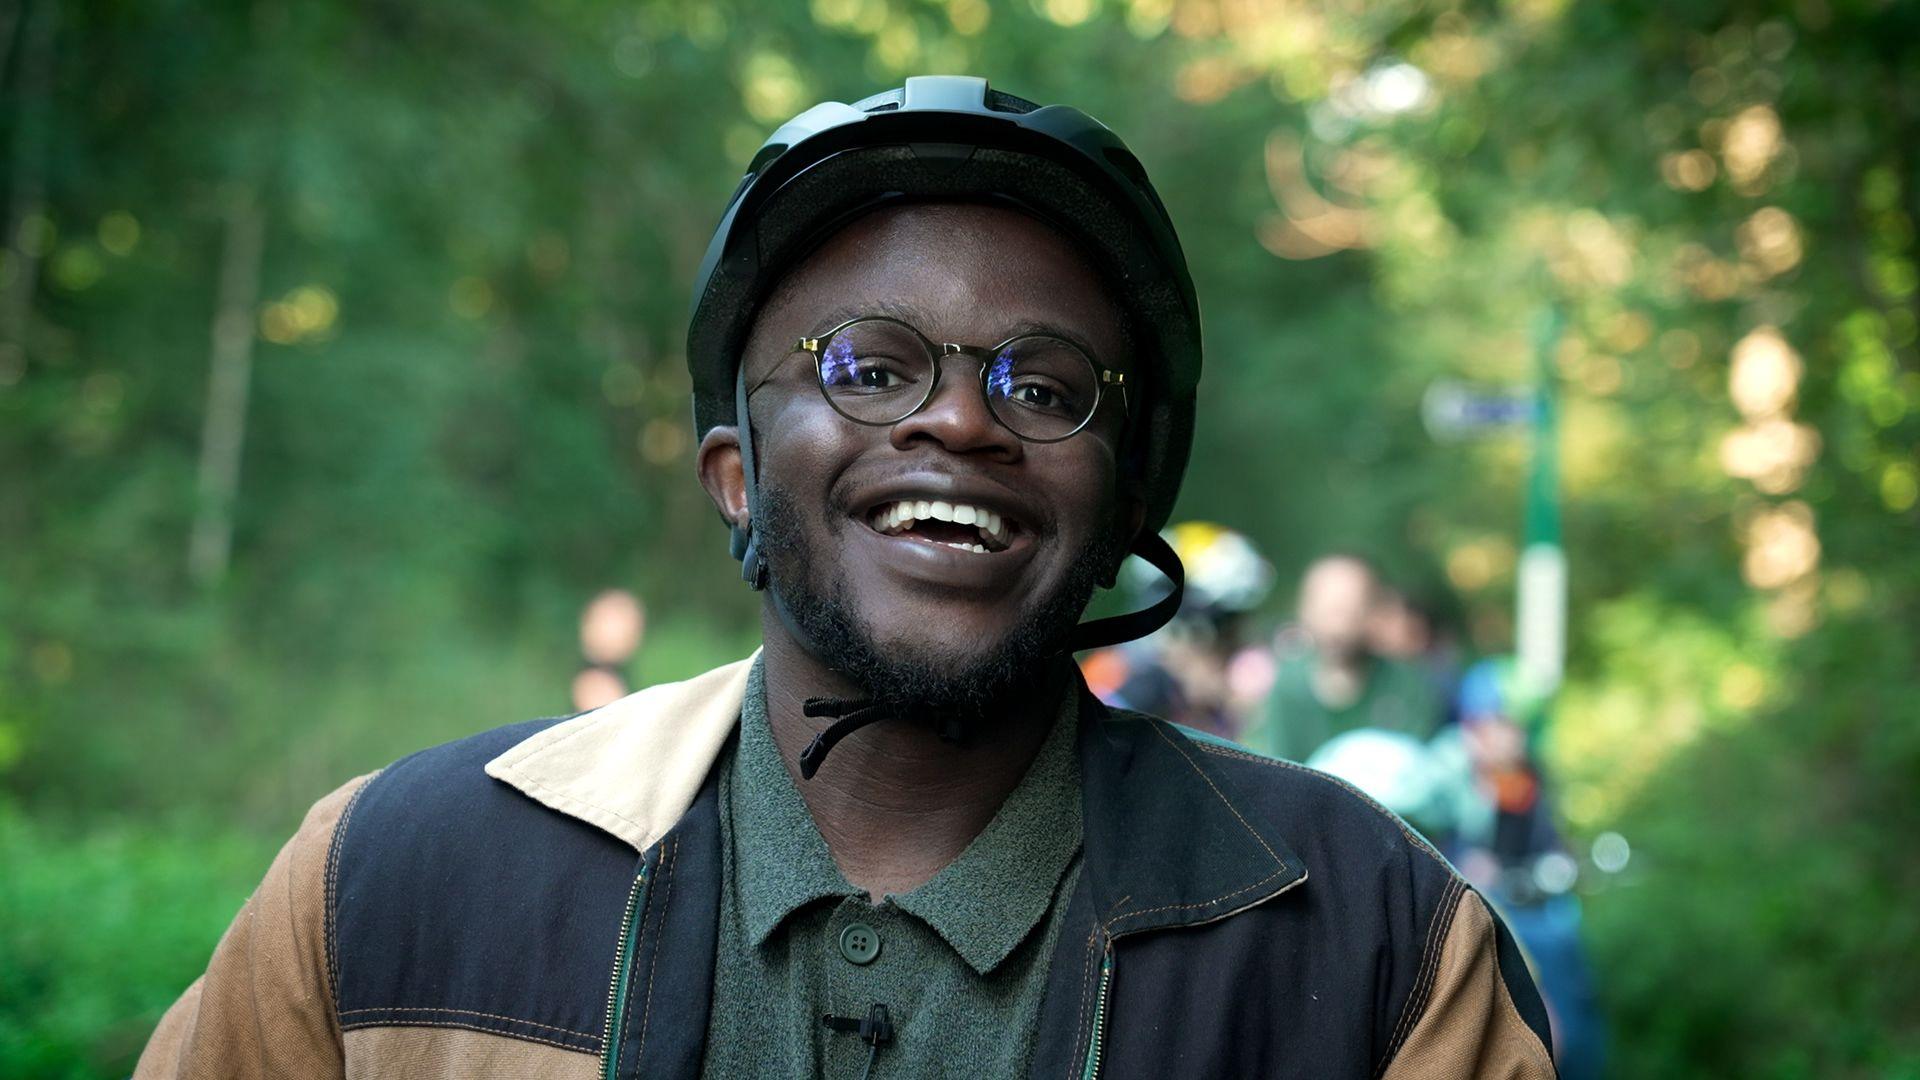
[1516,305,1566,694]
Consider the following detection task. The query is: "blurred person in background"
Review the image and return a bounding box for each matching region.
[134,78,1552,1079]
[1256,553,1445,763]
[570,588,646,712]
[1368,581,1468,727]
[1443,658,1606,1080]
[1083,521,1275,738]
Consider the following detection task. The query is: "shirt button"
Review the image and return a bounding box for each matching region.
[838,922,882,965]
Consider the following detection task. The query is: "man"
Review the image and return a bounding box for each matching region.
[136,78,1553,1078]
[1259,553,1446,764]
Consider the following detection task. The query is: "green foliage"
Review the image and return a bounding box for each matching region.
[1586,607,1920,1078]
[0,805,271,1079]
[1,0,1916,1075]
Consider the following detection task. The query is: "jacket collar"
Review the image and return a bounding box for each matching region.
[1074,688,1307,937]
[485,654,757,853]
[486,655,1305,935]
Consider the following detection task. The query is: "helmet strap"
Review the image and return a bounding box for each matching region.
[1068,531,1185,652]
[787,532,1183,780]
[732,363,769,591]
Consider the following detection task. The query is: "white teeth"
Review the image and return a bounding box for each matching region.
[870,497,1013,551]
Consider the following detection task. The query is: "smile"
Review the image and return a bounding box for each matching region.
[865,498,1017,554]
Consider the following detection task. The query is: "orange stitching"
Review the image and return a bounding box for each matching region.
[1147,723,1283,864]
[1189,742,1276,765]
[634,834,679,1062]
[1102,865,1291,930]
[337,1017,596,1053]
[601,857,652,1048]
[1088,726,1301,932]
[617,848,663,1044]
[334,1006,600,1042]
[1066,928,1105,1080]
[1381,878,1464,1071]
[1395,882,1455,1050]
[1399,879,1462,1049]
[325,771,379,1017]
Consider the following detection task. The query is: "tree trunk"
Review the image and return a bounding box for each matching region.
[0,0,55,385]
[188,189,266,587]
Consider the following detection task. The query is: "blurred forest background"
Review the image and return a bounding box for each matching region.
[2,0,1917,1075]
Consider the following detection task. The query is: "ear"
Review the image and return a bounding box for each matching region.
[696,426,749,530]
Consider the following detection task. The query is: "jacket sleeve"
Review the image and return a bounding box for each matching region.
[1379,887,1558,1080]
[133,773,377,1080]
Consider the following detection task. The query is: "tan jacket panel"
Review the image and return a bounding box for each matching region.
[134,658,759,1079]
[134,773,376,1080]
[1380,888,1557,1080]
[343,1026,598,1079]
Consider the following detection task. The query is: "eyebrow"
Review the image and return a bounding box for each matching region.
[804,298,934,336]
[805,301,1122,369]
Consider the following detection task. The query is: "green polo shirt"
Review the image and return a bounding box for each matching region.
[1257,650,1443,764]
[701,663,1084,1079]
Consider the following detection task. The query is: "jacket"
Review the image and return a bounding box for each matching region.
[135,655,1556,1079]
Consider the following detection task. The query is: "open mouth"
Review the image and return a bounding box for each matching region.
[865,498,1017,554]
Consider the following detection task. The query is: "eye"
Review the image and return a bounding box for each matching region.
[819,333,922,393]
[1007,376,1078,414]
[853,361,909,389]
[1014,383,1057,406]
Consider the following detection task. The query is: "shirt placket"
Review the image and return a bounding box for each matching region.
[823,898,913,1078]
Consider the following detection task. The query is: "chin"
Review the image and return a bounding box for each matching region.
[863,632,1000,681]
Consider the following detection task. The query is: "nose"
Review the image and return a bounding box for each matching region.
[889,354,1024,461]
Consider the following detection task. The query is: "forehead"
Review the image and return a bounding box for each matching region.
[748,203,1131,367]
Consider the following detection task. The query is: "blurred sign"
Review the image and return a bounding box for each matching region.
[1421,380,1539,441]
[1516,542,1566,692]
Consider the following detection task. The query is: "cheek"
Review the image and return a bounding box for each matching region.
[752,399,858,503]
[1044,445,1125,544]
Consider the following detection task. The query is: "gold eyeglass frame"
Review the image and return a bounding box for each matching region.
[780,315,1129,444]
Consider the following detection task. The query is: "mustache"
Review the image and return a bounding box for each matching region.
[751,486,1122,719]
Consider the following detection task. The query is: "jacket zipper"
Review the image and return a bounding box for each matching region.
[1079,948,1114,1080]
[600,868,649,1080]
[1076,871,1310,1078]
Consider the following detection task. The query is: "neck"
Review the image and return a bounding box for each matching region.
[758,616,1068,901]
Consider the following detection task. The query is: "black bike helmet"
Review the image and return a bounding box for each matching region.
[687,75,1198,651]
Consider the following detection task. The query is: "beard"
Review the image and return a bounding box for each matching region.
[753,485,1123,722]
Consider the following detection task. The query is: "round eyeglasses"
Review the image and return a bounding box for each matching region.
[778,316,1128,443]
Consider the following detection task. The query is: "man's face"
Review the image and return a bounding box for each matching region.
[728,203,1138,708]
[1298,557,1378,660]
